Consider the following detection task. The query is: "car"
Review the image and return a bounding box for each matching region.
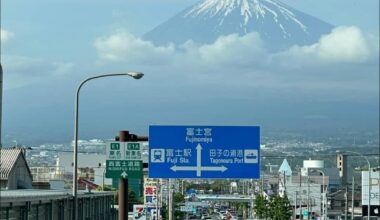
[201,214,212,220]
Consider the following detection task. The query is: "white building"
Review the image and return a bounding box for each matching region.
[279,159,330,219]
[56,152,111,187]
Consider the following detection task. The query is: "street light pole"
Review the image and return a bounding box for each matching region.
[337,150,371,220]
[72,72,144,220]
[311,169,326,220]
[0,64,3,148]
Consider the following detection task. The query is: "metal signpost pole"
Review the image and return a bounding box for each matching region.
[118,130,129,220]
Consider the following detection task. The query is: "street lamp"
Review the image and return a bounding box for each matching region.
[73,72,144,220]
[310,169,326,220]
[336,150,371,220]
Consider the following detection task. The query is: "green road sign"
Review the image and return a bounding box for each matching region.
[110,143,120,150]
[106,142,142,160]
[105,160,143,179]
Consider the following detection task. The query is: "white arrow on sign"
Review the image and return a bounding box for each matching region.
[170,165,227,172]
[170,144,228,177]
[196,143,202,176]
[121,171,128,178]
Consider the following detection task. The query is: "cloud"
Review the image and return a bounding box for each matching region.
[2,56,74,89]
[1,29,14,43]
[95,26,376,67]
[196,33,266,65]
[282,26,372,63]
[93,26,378,99]
[94,30,176,65]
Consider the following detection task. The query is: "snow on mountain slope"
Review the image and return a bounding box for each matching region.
[143,0,334,50]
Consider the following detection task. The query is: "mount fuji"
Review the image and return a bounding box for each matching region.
[143,0,334,50]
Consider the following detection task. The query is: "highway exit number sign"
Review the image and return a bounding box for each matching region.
[105,142,143,179]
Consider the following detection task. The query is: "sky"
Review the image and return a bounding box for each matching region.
[1,0,379,145]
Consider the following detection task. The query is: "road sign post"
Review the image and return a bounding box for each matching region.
[148,126,260,179]
[105,142,143,179]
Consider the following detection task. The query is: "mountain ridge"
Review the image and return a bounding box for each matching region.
[143,0,334,50]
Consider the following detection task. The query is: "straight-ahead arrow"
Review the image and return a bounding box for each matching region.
[196,143,202,176]
[121,171,128,178]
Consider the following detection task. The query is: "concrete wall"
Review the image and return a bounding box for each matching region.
[0,190,115,220]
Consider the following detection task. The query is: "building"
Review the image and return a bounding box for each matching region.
[279,159,341,219]
[56,152,110,188]
[0,148,33,190]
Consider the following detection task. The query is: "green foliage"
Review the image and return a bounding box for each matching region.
[161,204,167,220]
[254,194,268,219]
[231,202,246,218]
[173,192,185,219]
[173,192,185,203]
[267,195,293,220]
[95,185,114,191]
[113,187,142,211]
[183,180,230,194]
[210,180,230,194]
[254,194,292,220]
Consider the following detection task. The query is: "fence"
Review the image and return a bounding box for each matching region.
[0,189,116,220]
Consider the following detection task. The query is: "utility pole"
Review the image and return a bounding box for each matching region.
[168,179,173,220]
[345,185,348,220]
[250,179,254,219]
[156,180,159,220]
[299,169,303,219]
[294,191,297,220]
[351,176,354,220]
[283,171,287,196]
[160,179,163,208]
[307,176,310,220]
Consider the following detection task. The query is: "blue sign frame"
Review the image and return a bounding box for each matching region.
[148,125,260,179]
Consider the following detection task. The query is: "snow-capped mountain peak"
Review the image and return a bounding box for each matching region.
[185,0,307,34]
[143,0,333,50]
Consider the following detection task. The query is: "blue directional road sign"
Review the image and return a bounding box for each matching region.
[148,126,260,179]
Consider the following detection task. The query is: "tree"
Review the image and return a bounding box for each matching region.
[231,202,246,219]
[173,192,185,203]
[113,188,142,211]
[267,195,292,220]
[210,180,230,194]
[254,194,268,219]
[173,192,185,220]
